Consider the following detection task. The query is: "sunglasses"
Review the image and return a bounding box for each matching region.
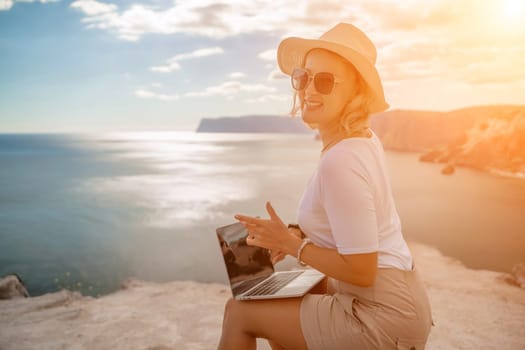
[291,68,344,95]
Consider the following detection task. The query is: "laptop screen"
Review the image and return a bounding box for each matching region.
[216,222,274,296]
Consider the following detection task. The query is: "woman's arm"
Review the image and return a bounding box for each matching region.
[236,202,378,288]
[289,238,378,287]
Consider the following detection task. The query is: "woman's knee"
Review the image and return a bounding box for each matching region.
[224,297,238,312]
[223,298,260,334]
[223,298,245,324]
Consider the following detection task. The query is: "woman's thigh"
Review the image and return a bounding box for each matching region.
[223,297,308,350]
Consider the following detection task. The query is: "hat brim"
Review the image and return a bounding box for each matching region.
[277,37,389,114]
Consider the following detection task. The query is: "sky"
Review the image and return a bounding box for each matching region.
[1,0,524,132]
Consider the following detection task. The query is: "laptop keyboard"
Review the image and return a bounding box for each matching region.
[244,271,303,296]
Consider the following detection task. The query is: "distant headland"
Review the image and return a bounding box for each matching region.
[196,115,313,133]
[197,105,525,178]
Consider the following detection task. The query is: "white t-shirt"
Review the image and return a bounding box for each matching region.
[297,130,413,270]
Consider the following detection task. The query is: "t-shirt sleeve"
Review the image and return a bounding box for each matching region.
[319,150,379,254]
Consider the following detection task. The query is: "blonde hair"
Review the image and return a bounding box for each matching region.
[289,51,374,136]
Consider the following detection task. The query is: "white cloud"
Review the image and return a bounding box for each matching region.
[258,49,277,61]
[184,81,276,98]
[150,61,181,73]
[67,0,368,41]
[1,0,59,11]
[135,89,179,101]
[228,72,245,79]
[267,67,287,81]
[70,0,116,16]
[171,47,224,61]
[0,0,13,10]
[150,47,224,73]
[245,94,288,103]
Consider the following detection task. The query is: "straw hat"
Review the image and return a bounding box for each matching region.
[277,23,389,113]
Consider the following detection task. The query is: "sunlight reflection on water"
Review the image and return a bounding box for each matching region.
[73,132,318,229]
[77,174,258,228]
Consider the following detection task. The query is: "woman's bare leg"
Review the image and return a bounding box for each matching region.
[217,297,308,350]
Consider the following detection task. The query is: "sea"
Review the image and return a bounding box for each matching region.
[1,132,524,297]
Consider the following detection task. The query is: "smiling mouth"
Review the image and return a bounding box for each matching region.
[304,101,323,110]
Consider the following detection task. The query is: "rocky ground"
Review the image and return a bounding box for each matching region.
[1,242,524,350]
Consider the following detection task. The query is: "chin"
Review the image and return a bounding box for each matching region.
[301,110,322,124]
[302,109,336,127]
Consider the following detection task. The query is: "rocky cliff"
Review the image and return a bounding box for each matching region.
[196,106,525,176]
[372,105,525,176]
[416,108,525,175]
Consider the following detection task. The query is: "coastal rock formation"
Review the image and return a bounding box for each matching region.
[418,109,525,176]
[1,243,524,350]
[370,105,523,151]
[0,274,30,299]
[370,105,525,177]
[370,109,470,152]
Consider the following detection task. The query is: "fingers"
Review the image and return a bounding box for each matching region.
[234,214,257,224]
[271,251,285,265]
[245,224,257,239]
[265,201,284,226]
[235,202,285,250]
[245,223,265,241]
[235,201,282,226]
[246,235,256,245]
[235,215,268,228]
[243,222,262,237]
[246,237,284,265]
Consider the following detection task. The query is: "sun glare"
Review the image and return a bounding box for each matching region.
[502,0,525,22]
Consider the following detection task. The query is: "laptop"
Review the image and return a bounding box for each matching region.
[216,221,325,300]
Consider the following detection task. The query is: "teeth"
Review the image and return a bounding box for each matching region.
[306,101,322,107]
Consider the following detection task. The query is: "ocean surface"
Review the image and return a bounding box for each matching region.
[1,132,524,297]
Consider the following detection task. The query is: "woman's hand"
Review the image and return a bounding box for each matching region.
[269,226,303,264]
[268,226,304,264]
[235,201,301,262]
[269,249,286,265]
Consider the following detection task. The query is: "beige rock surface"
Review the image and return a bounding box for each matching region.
[1,242,524,350]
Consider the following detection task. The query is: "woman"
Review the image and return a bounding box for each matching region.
[218,23,433,350]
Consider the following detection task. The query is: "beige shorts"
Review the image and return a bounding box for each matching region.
[300,266,433,350]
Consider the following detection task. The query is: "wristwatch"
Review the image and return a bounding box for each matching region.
[287,223,305,239]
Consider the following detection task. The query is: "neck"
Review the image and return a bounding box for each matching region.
[318,121,342,150]
[318,123,370,154]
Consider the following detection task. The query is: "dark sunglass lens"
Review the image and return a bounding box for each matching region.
[291,69,308,90]
[314,72,335,94]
